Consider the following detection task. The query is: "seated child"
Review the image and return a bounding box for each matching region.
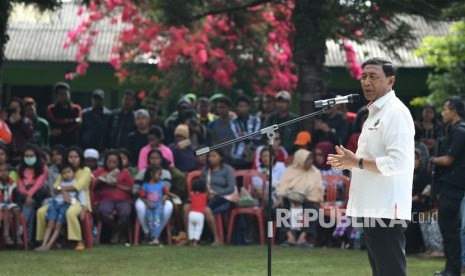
[0,163,21,246]
[139,165,176,246]
[36,163,86,251]
[188,179,207,247]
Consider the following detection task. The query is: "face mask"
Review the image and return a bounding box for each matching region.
[24,157,37,166]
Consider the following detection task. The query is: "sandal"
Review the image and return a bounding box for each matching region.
[148,240,160,246]
[16,236,24,246]
[75,242,85,251]
[280,240,296,247]
[4,236,14,246]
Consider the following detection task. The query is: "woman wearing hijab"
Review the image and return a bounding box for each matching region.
[275,149,323,248]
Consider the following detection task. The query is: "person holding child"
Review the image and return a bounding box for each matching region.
[35,163,87,251]
[36,146,92,251]
[139,165,177,245]
[0,163,22,246]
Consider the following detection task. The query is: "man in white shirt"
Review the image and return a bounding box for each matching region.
[327,58,415,276]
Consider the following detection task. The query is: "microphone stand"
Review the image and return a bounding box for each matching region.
[196,106,333,276]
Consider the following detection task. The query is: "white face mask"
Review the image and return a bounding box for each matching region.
[24,156,37,166]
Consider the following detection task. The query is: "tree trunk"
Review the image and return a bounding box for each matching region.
[0,0,12,105]
[292,0,330,130]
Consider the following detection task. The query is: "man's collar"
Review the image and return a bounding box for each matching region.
[368,90,396,109]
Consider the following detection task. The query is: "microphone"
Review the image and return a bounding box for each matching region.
[314,94,360,108]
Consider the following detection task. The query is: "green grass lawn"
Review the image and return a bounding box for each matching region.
[0,245,444,275]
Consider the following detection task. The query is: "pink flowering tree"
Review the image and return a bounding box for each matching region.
[64,0,455,125]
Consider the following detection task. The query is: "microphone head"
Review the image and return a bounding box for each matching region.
[348,94,360,103]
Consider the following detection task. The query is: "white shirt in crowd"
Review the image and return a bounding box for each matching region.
[347,90,415,220]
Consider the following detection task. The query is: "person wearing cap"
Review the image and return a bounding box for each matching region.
[263,90,299,153]
[168,124,198,173]
[103,90,136,149]
[164,97,192,144]
[184,93,198,107]
[24,97,51,147]
[231,95,261,169]
[181,109,212,149]
[79,89,111,152]
[429,97,465,276]
[138,126,174,170]
[83,148,100,171]
[208,96,238,162]
[46,82,82,147]
[127,109,153,165]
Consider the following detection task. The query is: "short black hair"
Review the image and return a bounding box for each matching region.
[192,178,207,193]
[148,126,164,140]
[103,149,123,171]
[59,162,75,173]
[445,96,465,118]
[143,165,162,183]
[235,95,251,106]
[123,90,135,97]
[361,58,397,78]
[53,82,70,93]
[215,97,232,107]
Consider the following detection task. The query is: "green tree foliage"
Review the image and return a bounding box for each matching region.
[413,21,465,107]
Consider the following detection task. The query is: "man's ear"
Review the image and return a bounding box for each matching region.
[388,76,396,87]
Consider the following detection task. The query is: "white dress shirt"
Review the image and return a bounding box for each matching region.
[347,90,415,220]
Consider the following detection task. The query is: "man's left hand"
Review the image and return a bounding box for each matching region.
[327,145,358,171]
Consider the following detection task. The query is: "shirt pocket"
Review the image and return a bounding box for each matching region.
[365,122,385,155]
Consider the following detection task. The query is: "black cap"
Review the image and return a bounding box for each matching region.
[53,82,70,93]
[92,89,105,99]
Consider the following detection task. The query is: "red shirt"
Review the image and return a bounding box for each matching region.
[93,167,133,202]
[190,192,207,213]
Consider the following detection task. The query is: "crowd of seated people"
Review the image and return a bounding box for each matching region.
[0,82,450,257]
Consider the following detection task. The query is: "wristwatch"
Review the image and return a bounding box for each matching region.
[359,158,364,169]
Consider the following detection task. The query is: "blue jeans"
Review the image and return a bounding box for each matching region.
[146,203,164,240]
[460,196,465,265]
[46,199,70,224]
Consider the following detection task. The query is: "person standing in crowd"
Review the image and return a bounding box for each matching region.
[327,58,415,276]
[104,90,136,149]
[168,124,197,173]
[47,82,82,147]
[23,97,50,148]
[127,109,152,165]
[321,93,350,146]
[263,91,298,154]
[430,97,465,276]
[197,97,215,127]
[231,95,261,169]
[80,89,111,152]
[418,104,443,155]
[5,98,33,165]
[181,109,211,149]
[208,97,237,162]
[16,144,49,245]
[256,94,275,126]
[165,98,192,144]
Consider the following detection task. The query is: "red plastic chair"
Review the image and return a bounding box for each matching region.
[0,210,28,250]
[186,170,225,243]
[227,170,267,245]
[321,175,351,217]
